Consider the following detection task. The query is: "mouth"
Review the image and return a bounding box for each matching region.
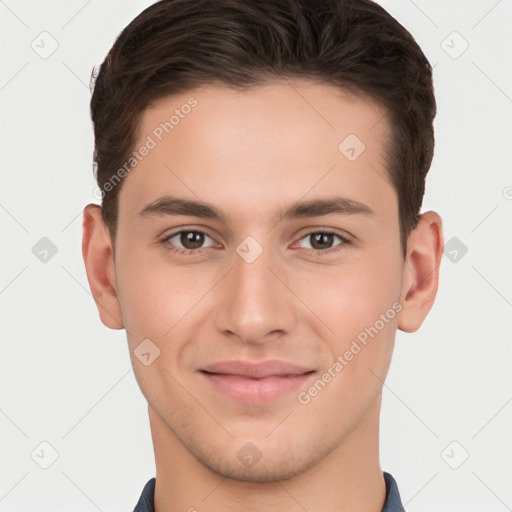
[198,359,316,404]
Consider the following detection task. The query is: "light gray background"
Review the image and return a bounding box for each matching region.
[1,0,511,510]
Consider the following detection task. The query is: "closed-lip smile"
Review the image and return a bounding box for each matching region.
[199,359,316,404]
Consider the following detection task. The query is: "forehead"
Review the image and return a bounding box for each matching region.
[140,79,390,148]
[119,79,396,228]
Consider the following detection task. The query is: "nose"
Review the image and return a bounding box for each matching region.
[213,239,296,346]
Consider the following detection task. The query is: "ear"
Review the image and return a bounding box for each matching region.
[82,204,124,329]
[397,211,444,333]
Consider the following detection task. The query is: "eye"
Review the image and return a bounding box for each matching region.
[160,228,351,258]
[162,229,217,255]
[295,230,350,255]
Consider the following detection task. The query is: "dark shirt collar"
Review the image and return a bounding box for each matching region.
[382,471,406,512]
[133,471,405,511]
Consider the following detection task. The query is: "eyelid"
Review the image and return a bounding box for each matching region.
[161,225,353,242]
[160,223,222,241]
[161,227,218,247]
[294,226,353,243]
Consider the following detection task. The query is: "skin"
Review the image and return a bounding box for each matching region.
[82,79,443,512]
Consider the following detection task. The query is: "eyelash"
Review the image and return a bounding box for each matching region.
[161,229,351,257]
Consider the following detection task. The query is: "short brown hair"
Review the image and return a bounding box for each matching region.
[90,0,436,257]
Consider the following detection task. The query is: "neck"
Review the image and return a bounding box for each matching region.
[150,396,387,512]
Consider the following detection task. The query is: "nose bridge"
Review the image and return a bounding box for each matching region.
[235,241,275,298]
[214,235,294,343]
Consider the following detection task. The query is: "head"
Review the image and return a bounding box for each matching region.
[91,0,436,257]
[83,0,443,482]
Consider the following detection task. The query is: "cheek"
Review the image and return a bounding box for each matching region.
[115,249,218,350]
[297,267,400,418]
[345,265,400,368]
[296,251,401,392]
[298,256,401,334]
[115,250,177,340]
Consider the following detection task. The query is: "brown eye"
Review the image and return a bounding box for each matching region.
[296,230,350,255]
[178,231,205,250]
[163,230,216,253]
[311,233,335,250]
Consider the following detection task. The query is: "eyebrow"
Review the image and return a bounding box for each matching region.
[138,194,374,223]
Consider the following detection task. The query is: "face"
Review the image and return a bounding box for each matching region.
[98,80,408,481]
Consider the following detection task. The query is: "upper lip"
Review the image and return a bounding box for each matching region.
[200,359,315,379]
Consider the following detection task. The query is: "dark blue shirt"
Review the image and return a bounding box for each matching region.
[133,471,405,511]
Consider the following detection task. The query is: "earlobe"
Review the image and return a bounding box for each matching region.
[82,204,124,329]
[397,211,444,333]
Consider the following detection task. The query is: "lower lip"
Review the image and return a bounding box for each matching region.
[200,371,315,404]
